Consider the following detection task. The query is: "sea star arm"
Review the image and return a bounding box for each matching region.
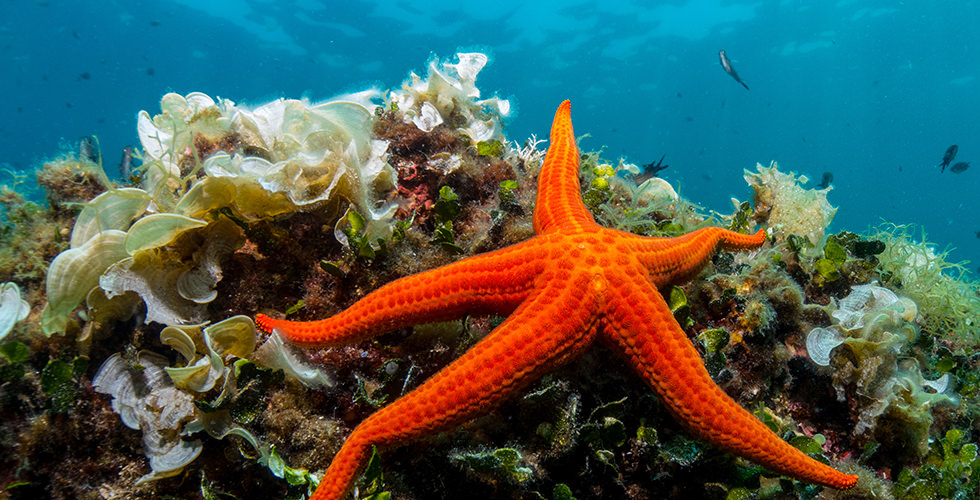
[256,239,546,347]
[534,100,596,234]
[626,227,766,287]
[309,282,602,500]
[601,279,858,489]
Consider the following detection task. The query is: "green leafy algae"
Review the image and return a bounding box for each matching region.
[343,209,387,260]
[496,179,523,215]
[894,429,980,499]
[813,258,840,282]
[264,446,319,499]
[823,237,847,264]
[728,200,753,234]
[0,340,29,364]
[40,356,86,414]
[450,447,534,484]
[430,185,464,254]
[476,140,505,157]
[200,471,239,500]
[668,286,692,327]
[552,483,577,500]
[284,299,305,316]
[0,344,27,384]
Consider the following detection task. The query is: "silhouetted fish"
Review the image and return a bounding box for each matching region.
[78,136,100,164]
[642,154,670,176]
[119,146,135,179]
[950,161,970,174]
[719,50,749,90]
[939,145,958,172]
[817,171,833,189]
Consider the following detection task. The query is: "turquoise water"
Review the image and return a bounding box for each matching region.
[2,0,977,270]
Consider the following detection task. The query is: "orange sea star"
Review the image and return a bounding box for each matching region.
[256,101,858,499]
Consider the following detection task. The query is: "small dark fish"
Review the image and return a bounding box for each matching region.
[78,136,100,164]
[146,67,155,76]
[719,50,749,90]
[642,154,670,176]
[975,231,980,239]
[78,72,91,81]
[817,171,833,189]
[939,145,958,172]
[119,146,135,179]
[950,161,970,174]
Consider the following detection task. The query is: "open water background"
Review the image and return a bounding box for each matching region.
[2,0,977,272]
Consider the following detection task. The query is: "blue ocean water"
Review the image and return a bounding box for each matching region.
[1,0,977,271]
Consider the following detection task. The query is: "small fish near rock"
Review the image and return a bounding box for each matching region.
[950,161,970,174]
[642,154,670,177]
[938,144,958,172]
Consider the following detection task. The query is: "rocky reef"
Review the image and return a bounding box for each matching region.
[1,52,979,500]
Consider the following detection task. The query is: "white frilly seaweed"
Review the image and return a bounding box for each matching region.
[98,218,244,326]
[94,314,328,484]
[42,230,129,334]
[804,326,843,367]
[51,52,511,491]
[805,284,919,368]
[160,322,225,393]
[138,91,397,243]
[0,282,30,341]
[42,52,510,336]
[92,352,203,485]
[805,284,957,453]
[162,315,330,391]
[42,89,399,334]
[412,101,444,133]
[69,188,150,248]
[391,52,511,145]
[252,329,333,389]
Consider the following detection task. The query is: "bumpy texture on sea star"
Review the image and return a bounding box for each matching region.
[256,101,859,499]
